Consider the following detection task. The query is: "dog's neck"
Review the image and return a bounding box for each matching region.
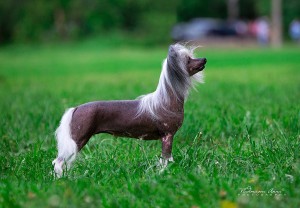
[163,84,185,112]
[137,59,191,119]
[150,77,187,120]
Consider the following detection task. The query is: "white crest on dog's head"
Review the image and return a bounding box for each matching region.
[136,43,204,119]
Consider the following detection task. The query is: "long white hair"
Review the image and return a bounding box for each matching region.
[136,44,204,119]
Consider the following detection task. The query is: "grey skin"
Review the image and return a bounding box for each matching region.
[70,55,207,162]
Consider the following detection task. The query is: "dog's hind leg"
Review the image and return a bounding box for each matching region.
[159,133,174,167]
[52,108,78,177]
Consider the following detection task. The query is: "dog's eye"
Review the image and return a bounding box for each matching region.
[187,57,191,64]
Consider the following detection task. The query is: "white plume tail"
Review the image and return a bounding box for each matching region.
[52,108,78,177]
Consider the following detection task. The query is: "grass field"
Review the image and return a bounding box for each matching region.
[0,39,299,208]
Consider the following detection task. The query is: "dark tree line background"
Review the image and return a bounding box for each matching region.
[0,0,299,44]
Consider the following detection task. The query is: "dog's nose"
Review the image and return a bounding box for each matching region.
[200,58,207,64]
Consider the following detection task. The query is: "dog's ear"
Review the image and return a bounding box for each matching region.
[168,45,177,58]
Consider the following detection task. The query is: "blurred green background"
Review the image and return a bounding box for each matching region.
[1,0,300,45]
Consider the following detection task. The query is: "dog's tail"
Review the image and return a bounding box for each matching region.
[52,108,78,177]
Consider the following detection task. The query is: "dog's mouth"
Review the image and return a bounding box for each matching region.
[188,57,207,75]
[197,65,206,71]
[192,58,207,71]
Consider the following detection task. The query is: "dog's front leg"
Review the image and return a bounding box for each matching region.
[159,133,174,167]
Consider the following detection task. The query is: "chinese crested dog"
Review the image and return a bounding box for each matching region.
[52,44,207,177]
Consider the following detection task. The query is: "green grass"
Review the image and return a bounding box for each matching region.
[0,39,299,208]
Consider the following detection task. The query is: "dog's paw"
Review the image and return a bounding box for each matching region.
[52,158,64,178]
[159,157,168,168]
[158,156,175,170]
[168,156,174,163]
